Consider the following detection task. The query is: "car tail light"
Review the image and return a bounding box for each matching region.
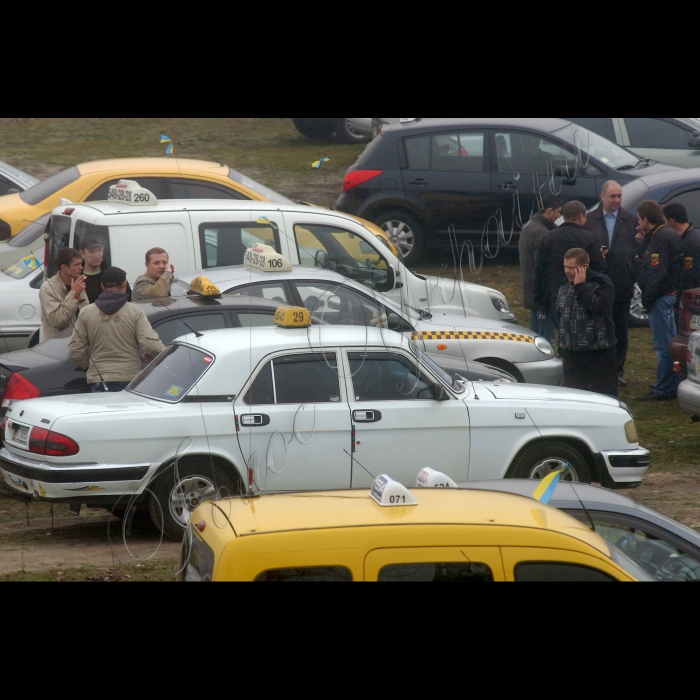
[2,373,40,407]
[28,427,79,457]
[342,170,384,192]
[63,208,75,216]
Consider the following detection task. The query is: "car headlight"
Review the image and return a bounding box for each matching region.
[625,420,639,444]
[535,337,554,355]
[489,294,511,313]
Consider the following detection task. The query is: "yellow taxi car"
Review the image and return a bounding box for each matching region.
[178,475,649,582]
[0,158,287,241]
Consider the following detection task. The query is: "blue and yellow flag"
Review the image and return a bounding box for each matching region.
[532,469,565,506]
[161,135,174,155]
[312,157,329,169]
[20,255,38,270]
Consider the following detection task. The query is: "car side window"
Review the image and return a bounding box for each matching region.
[244,354,341,406]
[378,563,493,582]
[235,312,276,328]
[624,118,694,150]
[664,189,700,226]
[169,179,248,200]
[86,177,169,201]
[227,282,289,304]
[200,222,279,269]
[294,224,392,293]
[0,175,14,196]
[560,118,617,143]
[515,562,616,582]
[496,131,577,176]
[431,132,486,173]
[405,136,430,170]
[153,313,227,345]
[348,352,436,402]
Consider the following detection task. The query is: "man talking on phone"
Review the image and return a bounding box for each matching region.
[39,247,89,341]
[557,248,617,397]
[133,247,176,301]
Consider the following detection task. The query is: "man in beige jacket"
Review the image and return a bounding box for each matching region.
[132,247,176,301]
[68,267,165,392]
[40,248,89,341]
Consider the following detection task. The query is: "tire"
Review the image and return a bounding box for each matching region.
[629,283,650,328]
[149,458,241,541]
[374,210,425,265]
[507,441,592,484]
[334,118,370,144]
[292,118,335,140]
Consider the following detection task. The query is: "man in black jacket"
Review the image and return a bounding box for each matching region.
[534,201,606,343]
[557,248,617,396]
[636,201,683,402]
[662,203,700,311]
[586,181,641,387]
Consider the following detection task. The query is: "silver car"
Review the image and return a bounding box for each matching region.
[678,331,700,419]
[0,161,39,197]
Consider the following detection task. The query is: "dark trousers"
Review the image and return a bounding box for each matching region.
[562,348,619,398]
[612,295,632,376]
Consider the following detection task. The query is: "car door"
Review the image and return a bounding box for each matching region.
[491,129,599,233]
[344,349,470,488]
[621,118,700,168]
[234,351,352,492]
[401,130,495,237]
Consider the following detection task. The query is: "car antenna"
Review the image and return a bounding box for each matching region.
[179,319,204,338]
[570,481,596,533]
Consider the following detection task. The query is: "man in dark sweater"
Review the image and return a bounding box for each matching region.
[81,237,132,304]
[586,181,642,387]
[557,248,617,397]
[662,203,700,313]
[519,194,563,336]
[534,201,606,343]
[636,201,683,402]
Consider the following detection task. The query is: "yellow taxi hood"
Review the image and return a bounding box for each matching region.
[76,158,230,177]
[209,489,612,556]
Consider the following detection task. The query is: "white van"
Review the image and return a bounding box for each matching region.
[45,181,517,323]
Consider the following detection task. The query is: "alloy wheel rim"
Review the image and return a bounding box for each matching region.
[529,458,578,482]
[381,220,415,260]
[344,119,364,140]
[170,476,218,527]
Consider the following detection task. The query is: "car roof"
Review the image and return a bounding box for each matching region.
[385,118,571,136]
[76,158,230,177]
[209,488,610,554]
[135,294,287,317]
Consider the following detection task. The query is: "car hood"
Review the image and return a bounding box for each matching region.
[417,313,533,335]
[626,161,679,178]
[482,383,621,407]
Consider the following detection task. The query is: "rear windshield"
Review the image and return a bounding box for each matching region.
[227,168,294,204]
[2,250,43,279]
[20,166,81,206]
[128,344,214,403]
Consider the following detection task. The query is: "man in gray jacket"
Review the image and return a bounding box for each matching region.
[519,195,563,336]
[68,267,165,392]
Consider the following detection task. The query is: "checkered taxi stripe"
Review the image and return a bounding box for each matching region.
[412,331,535,343]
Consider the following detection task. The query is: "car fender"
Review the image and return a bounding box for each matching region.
[149,451,246,490]
[354,194,426,225]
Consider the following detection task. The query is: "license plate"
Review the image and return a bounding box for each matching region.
[691,314,700,331]
[12,426,29,446]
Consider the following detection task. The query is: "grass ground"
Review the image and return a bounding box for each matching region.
[0,117,698,581]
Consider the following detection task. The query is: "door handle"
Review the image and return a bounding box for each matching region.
[239,414,270,427]
[408,179,428,186]
[499,181,517,191]
[353,410,382,423]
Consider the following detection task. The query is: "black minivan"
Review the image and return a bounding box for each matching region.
[336,118,678,264]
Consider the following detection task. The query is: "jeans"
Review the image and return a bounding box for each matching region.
[648,295,680,397]
[92,381,131,393]
[530,305,558,345]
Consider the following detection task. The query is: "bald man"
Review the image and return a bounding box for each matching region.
[586,181,642,387]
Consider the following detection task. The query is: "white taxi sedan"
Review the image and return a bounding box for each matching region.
[174,264,562,385]
[0,309,650,540]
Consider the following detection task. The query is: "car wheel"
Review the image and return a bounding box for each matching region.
[149,458,241,541]
[292,118,335,140]
[334,119,370,144]
[375,211,425,265]
[508,441,592,484]
[629,284,650,328]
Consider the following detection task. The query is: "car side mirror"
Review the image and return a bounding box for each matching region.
[314,250,329,268]
[434,384,450,401]
[689,132,700,149]
[387,313,403,331]
[554,166,577,185]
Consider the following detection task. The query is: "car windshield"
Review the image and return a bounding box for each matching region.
[20,166,81,206]
[228,168,295,204]
[0,161,40,189]
[128,344,215,403]
[410,343,465,394]
[554,124,640,170]
[7,215,50,248]
[2,249,44,280]
[608,542,657,582]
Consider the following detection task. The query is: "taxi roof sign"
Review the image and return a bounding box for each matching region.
[243,244,292,273]
[107,180,158,206]
[274,307,312,329]
[416,468,458,489]
[370,475,418,508]
[189,276,222,298]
